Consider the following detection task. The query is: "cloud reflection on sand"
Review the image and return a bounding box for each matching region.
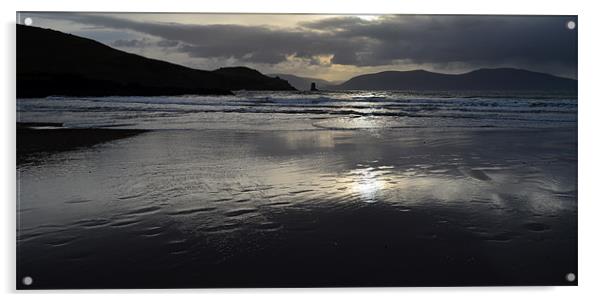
[17,125,576,287]
[18,127,576,234]
[245,129,576,216]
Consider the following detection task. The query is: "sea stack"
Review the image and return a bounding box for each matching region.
[310,82,318,91]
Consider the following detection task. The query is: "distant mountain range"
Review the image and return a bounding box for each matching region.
[268,74,336,91]
[17,25,295,98]
[328,69,576,91]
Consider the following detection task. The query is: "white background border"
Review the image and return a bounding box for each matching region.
[2,0,600,300]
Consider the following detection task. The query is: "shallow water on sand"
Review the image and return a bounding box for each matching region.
[17,126,577,287]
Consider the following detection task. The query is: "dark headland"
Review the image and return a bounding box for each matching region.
[328,68,577,91]
[17,25,295,98]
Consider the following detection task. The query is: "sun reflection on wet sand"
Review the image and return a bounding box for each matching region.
[348,167,385,203]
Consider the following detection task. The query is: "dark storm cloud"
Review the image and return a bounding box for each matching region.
[31,13,576,74]
[299,16,374,31]
[31,13,357,64]
[111,38,148,48]
[112,37,179,49]
[156,39,179,47]
[302,15,577,68]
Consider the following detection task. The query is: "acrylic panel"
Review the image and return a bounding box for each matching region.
[16,12,577,289]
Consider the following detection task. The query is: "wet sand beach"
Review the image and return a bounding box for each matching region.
[17,122,147,164]
[17,125,577,288]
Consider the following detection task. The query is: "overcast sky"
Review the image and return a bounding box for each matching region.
[19,13,577,82]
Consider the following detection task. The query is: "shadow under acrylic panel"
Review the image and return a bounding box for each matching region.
[16,12,577,289]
